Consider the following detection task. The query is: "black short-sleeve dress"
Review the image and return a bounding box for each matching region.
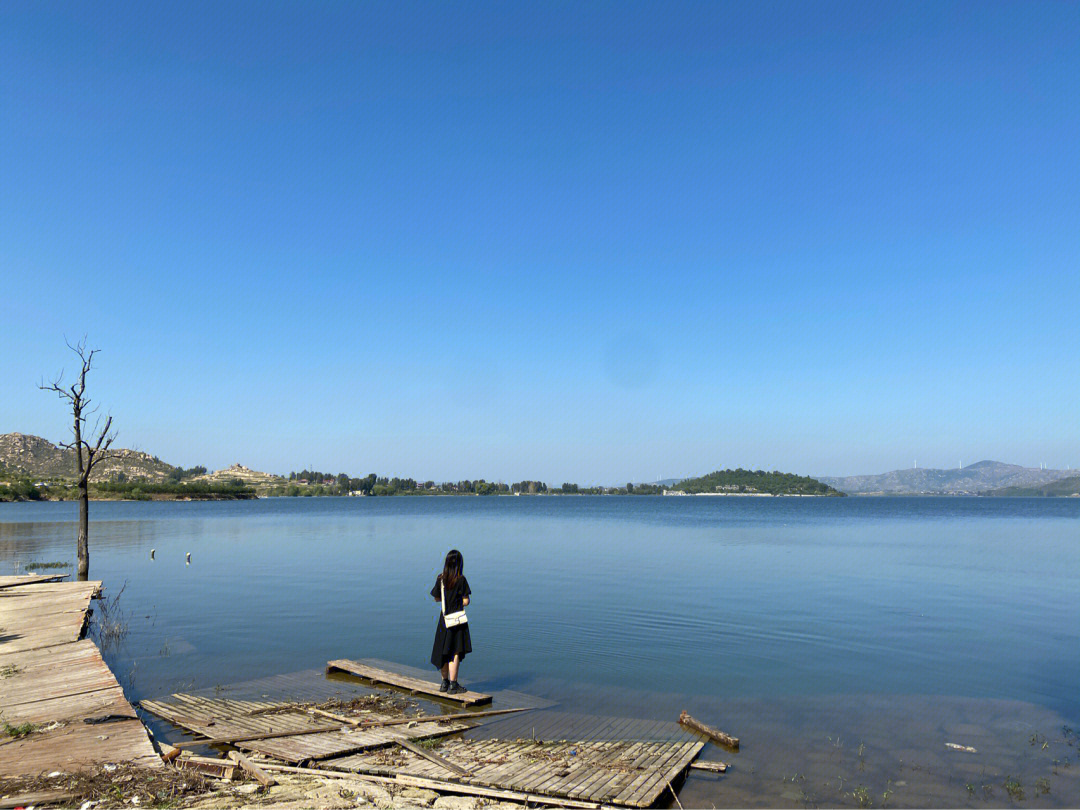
[430,575,472,668]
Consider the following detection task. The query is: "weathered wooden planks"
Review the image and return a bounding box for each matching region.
[323,736,704,808]
[0,580,100,652]
[139,695,472,764]
[0,578,159,777]
[326,659,492,706]
[0,573,69,588]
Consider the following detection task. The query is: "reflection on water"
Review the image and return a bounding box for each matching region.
[1,496,1078,806]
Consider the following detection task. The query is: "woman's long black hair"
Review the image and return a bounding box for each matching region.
[439,549,463,590]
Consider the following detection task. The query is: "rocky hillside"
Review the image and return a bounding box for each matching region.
[983,475,1080,497]
[193,463,286,489]
[0,433,176,482]
[819,460,1077,495]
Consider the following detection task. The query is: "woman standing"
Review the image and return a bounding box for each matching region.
[431,548,472,693]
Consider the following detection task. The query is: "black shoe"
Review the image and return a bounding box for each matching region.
[439,678,450,693]
[448,681,468,694]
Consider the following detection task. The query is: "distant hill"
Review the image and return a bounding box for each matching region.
[192,464,286,490]
[982,475,1080,497]
[672,468,843,496]
[0,433,176,483]
[819,461,1076,495]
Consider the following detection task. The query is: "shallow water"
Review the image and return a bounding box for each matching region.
[2,495,1078,806]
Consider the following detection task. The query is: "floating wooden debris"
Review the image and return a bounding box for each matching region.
[678,710,739,750]
[327,659,493,706]
[689,759,728,772]
[945,742,978,753]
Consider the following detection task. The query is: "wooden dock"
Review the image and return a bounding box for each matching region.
[327,658,493,706]
[0,576,160,776]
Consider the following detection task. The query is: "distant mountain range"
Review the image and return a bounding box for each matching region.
[819,460,1077,495]
[0,432,176,483]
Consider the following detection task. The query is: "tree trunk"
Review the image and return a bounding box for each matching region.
[77,481,89,581]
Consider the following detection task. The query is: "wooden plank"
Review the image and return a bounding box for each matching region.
[228,750,277,785]
[238,719,469,764]
[0,574,68,588]
[176,756,237,780]
[394,737,470,776]
[689,760,728,773]
[0,790,78,808]
[678,711,739,749]
[326,659,492,706]
[173,721,343,748]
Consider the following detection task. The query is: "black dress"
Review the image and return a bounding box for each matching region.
[430,575,472,668]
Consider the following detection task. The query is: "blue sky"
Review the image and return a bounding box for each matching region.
[2,2,1078,483]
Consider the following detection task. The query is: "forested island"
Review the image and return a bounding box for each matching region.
[670,468,844,496]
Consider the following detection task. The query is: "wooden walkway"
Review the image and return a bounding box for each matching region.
[327,659,493,706]
[139,694,471,764]
[0,576,160,776]
[324,737,704,808]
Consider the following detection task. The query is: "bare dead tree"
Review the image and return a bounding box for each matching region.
[40,338,117,581]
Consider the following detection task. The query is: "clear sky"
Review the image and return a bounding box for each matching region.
[2,2,1078,484]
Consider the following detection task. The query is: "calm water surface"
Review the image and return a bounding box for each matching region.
[2,496,1078,806]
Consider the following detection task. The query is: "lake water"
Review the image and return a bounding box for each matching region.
[2,496,1078,807]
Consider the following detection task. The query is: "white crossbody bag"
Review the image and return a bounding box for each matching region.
[440,580,468,628]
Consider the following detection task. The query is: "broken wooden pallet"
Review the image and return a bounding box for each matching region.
[323,736,705,808]
[140,694,471,764]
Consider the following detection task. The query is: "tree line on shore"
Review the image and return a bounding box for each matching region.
[276,471,666,497]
